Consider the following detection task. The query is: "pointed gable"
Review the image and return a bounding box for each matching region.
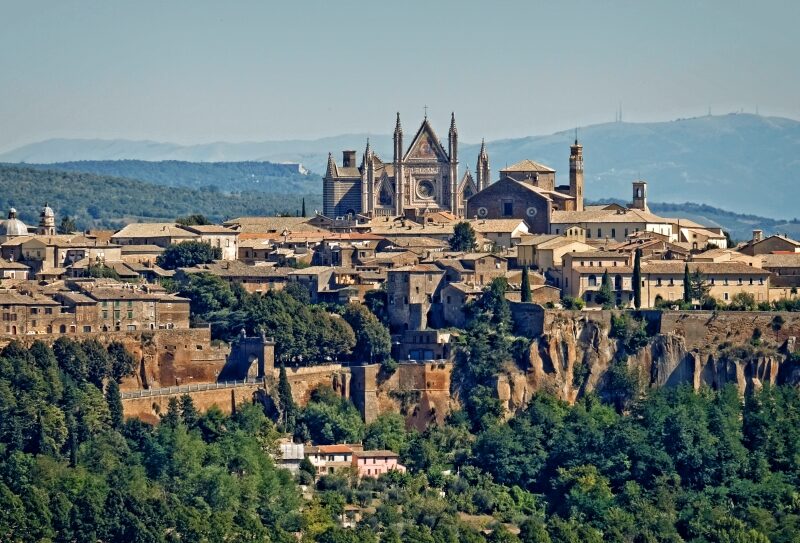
[458,171,477,199]
[403,119,449,161]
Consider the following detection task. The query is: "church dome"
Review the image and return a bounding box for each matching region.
[41,203,55,218]
[0,208,29,237]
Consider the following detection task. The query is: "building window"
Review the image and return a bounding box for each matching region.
[588,275,597,287]
[45,307,52,315]
[597,229,602,238]
[657,278,662,286]
[503,202,513,216]
[102,310,108,319]
[611,228,616,238]
[724,292,729,301]
[83,326,91,333]
[127,311,133,319]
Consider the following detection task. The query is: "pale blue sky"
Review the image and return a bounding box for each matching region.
[1,0,798,152]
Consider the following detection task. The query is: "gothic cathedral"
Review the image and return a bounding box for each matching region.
[323,113,490,218]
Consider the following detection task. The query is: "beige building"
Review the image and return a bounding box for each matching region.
[112,223,239,261]
[561,251,634,307]
[516,234,592,272]
[640,261,770,306]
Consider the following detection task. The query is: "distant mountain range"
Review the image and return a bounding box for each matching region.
[2,113,798,219]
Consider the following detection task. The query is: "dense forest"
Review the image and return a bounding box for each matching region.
[19,160,321,195]
[0,165,321,230]
[3,274,798,541]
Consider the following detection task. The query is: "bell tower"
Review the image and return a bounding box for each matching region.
[632,180,648,212]
[569,138,584,211]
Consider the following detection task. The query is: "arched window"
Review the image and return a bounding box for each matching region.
[59,324,66,334]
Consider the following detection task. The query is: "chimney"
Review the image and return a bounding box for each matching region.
[752,229,764,243]
[343,150,357,168]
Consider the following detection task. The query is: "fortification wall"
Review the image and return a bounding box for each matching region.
[123,383,262,424]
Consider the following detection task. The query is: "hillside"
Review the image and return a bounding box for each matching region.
[4,113,797,218]
[0,165,320,230]
[16,159,320,194]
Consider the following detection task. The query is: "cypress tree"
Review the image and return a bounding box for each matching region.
[278,363,296,433]
[106,379,124,430]
[180,394,199,429]
[301,197,306,218]
[633,249,642,309]
[597,270,615,309]
[521,266,532,303]
[683,263,691,303]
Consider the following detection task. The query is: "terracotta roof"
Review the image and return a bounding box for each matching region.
[354,450,399,458]
[468,219,528,234]
[390,264,443,273]
[113,223,195,238]
[760,254,800,268]
[643,261,770,275]
[317,444,353,454]
[500,159,555,173]
[180,224,238,235]
[551,208,670,225]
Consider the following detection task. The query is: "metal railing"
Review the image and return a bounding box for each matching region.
[121,378,261,400]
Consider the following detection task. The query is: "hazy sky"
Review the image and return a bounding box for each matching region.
[1,0,798,152]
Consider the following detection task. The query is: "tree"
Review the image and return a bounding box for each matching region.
[521,266,532,303]
[595,271,614,309]
[86,263,120,279]
[107,341,137,382]
[364,413,409,453]
[689,269,711,303]
[156,241,222,270]
[277,363,297,433]
[105,379,124,429]
[683,263,692,303]
[180,394,199,428]
[301,197,306,218]
[161,397,181,428]
[341,303,392,363]
[58,215,77,234]
[176,214,211,226]
[449,221,477,252]
[633,249,642,309]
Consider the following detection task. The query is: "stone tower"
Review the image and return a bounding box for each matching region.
[448,112,458,210]
[37,203,56,236]
[632,180,648,212]
[476,139,490,191]
[569,139,584,211]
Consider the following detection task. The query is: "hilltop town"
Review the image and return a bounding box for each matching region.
[2,114,800,541]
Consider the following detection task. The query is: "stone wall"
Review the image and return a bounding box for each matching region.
[123,383,263,424]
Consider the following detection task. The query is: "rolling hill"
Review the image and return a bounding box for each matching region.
[14,160,320,194]
[0,165,320,230]
[2,114,798,219]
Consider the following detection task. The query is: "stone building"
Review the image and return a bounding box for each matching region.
[385,264,445,331]
[323,113,486,218]
[465,139,584,229]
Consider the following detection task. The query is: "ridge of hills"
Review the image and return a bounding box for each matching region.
[2,113,799,219]
[0,164,320,230]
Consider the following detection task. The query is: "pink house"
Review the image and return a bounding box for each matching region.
[352,450,406,478]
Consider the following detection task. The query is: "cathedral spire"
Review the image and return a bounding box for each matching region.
[449,112,457,136]
[325,152,336,178]
[393,112,403,163]
[361,138,372,169]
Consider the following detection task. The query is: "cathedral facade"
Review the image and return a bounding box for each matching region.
[323,113,489,218]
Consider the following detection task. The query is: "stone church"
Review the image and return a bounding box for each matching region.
[323,113,490,218]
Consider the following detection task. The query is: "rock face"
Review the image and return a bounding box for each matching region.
[498,310,800,414]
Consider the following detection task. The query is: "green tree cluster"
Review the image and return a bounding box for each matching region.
[156,241,222,270]
[449,221,478,252]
